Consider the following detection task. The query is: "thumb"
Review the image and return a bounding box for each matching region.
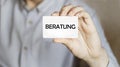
[53,38,75,51]
[53,38,69,44]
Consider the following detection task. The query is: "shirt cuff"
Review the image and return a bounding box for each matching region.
[107,57,119,67]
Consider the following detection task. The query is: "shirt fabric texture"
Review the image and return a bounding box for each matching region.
[0,0,119,67]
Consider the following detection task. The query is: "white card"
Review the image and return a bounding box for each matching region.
[43,16,78,38]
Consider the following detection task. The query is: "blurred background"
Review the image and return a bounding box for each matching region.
[84,0,120,64]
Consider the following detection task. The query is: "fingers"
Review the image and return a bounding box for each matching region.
[78,15,89,34]
[51,11,59,16]
[76,11,96,34]
[59,5,92,34]
[52,5,96,35]
[53,38,74,49]
[68,7,84,16]
[76,11,93,25]
[53,38,68,44]
[60,5,74,16]
[59,5,93,28]
[60,5,84,16]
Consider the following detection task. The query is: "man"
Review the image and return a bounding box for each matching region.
[0,0,119,67]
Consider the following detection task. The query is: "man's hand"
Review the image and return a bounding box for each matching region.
[51,5,109,67]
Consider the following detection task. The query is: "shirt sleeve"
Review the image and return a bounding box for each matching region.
[92,13,120,67]
[65,0,120,67]
[88,3,119,67]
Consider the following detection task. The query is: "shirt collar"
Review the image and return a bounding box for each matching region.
[20,0,37,13]
[20,0,50,13]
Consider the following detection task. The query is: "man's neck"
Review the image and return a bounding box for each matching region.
[25,0,43,9]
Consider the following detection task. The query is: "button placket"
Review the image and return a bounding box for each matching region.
[24,46,28,51]
[21,19,33,67]
[28,20,33,24]
[26,19,33,28]
[25,11,34,28]
[21,8,41,67]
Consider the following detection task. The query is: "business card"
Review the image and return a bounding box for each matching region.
[43,16,78,38]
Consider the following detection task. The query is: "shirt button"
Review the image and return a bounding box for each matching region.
[24,47,28,50]
[28,20,33,24]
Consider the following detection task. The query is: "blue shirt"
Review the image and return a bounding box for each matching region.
[0,0,119,67]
